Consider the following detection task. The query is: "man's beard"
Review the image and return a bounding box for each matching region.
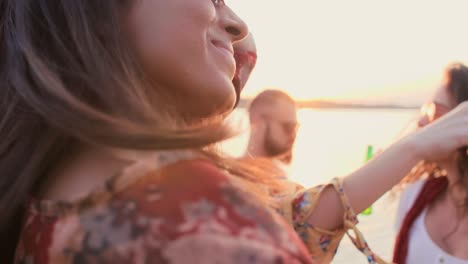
[264,124,293,163]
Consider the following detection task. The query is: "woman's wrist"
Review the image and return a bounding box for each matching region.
[398,133,428,163]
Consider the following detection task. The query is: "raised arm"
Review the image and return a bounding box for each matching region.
[307,101,468,230]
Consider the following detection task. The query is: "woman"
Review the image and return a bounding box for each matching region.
[2,1,468,263]
[394,63,468,264]
[0,2,313,263]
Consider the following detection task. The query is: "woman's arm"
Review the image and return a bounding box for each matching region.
[308,101,468,230]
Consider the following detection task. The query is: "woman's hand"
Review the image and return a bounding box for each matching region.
[407,101,468,162]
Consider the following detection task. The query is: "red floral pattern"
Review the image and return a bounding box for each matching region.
[15,157,313,264]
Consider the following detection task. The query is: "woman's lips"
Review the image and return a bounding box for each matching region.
[211,40,234,56]
[211,40,235,69]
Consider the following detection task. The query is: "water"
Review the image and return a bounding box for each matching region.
[222,108,419,263]
[291,108,417,187]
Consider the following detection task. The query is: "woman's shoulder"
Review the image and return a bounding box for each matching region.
[16,156,313,263]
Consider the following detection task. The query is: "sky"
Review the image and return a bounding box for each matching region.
[229,0,468,105]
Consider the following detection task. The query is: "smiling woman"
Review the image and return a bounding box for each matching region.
[4,1,468,264]
[0,0,314,263]
[125,0,246,116]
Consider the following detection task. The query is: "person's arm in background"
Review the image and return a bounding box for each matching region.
[307,102,468,230]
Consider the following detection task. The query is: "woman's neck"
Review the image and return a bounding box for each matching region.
[438,159,468,210]
[439,160,460,185]
[38,144,152,202]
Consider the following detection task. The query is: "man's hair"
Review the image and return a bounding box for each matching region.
[248,89,295,117]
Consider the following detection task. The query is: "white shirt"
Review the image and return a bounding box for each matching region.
[396,180,468,264]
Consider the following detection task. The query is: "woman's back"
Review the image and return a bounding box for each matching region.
[15,152,313,264]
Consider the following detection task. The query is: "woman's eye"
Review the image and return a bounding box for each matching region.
[212,0,225,7]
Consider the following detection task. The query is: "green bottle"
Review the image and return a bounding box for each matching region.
[360,145,373,216]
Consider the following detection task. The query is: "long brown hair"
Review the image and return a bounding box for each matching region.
[0,1,283,261]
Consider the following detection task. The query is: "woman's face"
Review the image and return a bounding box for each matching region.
[125,0,248,118]
[418,83,454,128]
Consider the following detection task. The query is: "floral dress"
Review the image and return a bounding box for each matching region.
[277,178,388,264]
[15,151,387,264]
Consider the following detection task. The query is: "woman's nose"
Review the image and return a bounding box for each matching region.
[418,115,430,128]
[219,6,249,43]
